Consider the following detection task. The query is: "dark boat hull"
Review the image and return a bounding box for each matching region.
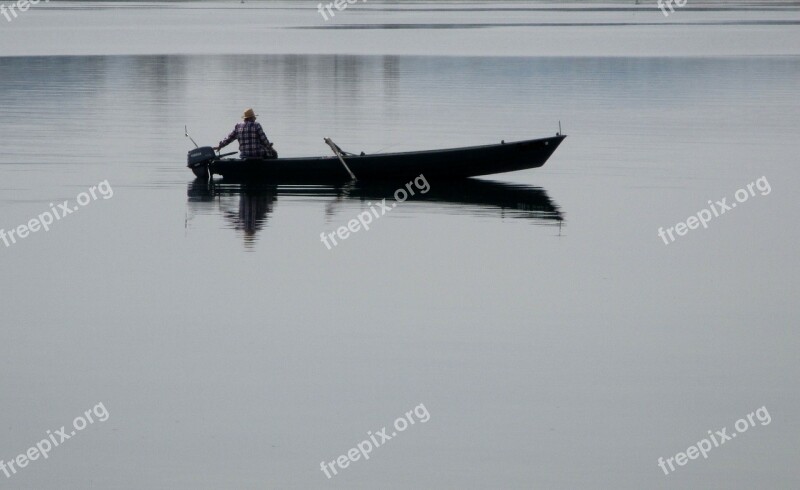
[189,135,565,181]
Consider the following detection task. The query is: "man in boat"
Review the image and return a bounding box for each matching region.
[214,108,278,159]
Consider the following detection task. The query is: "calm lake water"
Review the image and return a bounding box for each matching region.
[1,2,799,489]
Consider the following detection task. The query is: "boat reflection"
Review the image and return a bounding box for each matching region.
[186,178,564,247]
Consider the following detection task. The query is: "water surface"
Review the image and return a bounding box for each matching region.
[1,5,800,490]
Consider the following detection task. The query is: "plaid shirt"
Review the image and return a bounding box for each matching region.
[219,121,273,158]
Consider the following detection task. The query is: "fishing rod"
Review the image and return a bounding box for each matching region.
[184,125,199,148]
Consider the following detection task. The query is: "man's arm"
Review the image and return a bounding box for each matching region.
[214,126,238,150]
[256,123,272,149]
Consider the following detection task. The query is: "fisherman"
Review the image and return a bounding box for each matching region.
[214,108,277,159]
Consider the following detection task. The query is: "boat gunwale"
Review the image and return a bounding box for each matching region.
[211,134,567,164]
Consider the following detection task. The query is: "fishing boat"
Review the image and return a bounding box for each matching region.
[186,134,566,181]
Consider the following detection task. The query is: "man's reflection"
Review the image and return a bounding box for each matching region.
[187,178,563,249]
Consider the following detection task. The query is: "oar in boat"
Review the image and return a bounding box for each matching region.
[324,137,357,181]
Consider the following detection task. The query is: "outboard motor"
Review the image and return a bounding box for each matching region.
[187,146,217,178]
[187,146,217,168]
